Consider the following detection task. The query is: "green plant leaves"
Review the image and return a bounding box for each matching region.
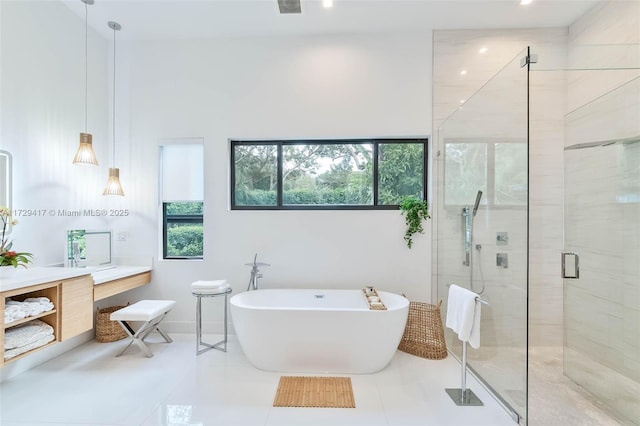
[399,196,430,249]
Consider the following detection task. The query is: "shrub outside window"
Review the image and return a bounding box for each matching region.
[163,202,203,259]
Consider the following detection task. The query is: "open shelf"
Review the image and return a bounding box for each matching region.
[4,310,58,329]
[2,280,61,367]
[3,340,58,365]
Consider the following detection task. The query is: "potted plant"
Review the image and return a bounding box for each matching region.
[0,206,33,276]
[399,196,430,249]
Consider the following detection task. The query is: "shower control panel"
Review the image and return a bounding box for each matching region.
[497,253,508,269]
[497,232,509,245]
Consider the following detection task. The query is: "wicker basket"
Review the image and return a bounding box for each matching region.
[398,300,448,360]
[95,305,128,343]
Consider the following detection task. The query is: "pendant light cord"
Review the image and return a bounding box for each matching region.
[84,1,88,133]
[112,25,116,168]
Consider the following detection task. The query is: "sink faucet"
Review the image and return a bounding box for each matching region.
[245,253,270,291]
[72,242,81,267]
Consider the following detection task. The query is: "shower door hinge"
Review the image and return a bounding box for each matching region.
[520,53,538,68]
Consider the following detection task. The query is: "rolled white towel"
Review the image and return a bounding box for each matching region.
[5,310,27,324]
[4,305,22,315]
[24,302,45,316]
[6,300,52,317]
[6,301,33,316]
[39,302,54,312]
[24,297,51,304]
[191,280,227,290]
[193,284,230,294]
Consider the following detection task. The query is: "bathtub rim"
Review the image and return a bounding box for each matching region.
[229,288,408,312]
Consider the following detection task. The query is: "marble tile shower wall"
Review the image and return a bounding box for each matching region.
[433,29,567,347]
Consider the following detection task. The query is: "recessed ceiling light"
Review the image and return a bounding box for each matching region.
[479,47,488,54]
[521,0,533,5]
[323,0,333,8]
[460,70,468,75]
[460,99,466,104]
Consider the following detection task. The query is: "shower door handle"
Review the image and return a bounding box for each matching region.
[562,252,579,279]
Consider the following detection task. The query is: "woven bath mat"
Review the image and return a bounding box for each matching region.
[273,376,355,408]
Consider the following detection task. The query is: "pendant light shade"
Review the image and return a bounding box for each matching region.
[73,0,98,166]
[103,21,124,196]
[73,133,98,165]
[103,167,125,196]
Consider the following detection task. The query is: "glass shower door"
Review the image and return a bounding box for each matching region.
[434,47,530,423]
[563,76,640,424]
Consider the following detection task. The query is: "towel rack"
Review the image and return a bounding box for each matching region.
[475,296,489,305]
[446,284,489,305]
[445,286,489,406]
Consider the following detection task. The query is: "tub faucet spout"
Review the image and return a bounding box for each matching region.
[245,253,270,291]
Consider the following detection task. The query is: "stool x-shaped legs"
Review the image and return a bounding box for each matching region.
[115,311,173,358]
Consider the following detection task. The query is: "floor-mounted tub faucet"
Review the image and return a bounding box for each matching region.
[245,253,270,291]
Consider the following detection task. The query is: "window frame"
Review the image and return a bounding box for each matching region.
[230,138,428,210]
[162,202,204,260]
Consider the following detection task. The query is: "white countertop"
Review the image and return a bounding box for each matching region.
[0,266,152,292]
[91,265,152,285]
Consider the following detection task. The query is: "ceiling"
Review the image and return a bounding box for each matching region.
[61,0,600,41]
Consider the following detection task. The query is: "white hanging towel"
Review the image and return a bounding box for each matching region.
[445,284,482,349]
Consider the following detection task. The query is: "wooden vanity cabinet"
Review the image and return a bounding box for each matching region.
[1,274,93,366]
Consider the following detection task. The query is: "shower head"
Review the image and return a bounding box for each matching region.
[472,190,483,217]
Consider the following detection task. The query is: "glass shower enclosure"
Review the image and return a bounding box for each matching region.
[434,47,530,423]
[434,42,640,425]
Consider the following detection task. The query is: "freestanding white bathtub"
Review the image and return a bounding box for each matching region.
[230,288,409,374]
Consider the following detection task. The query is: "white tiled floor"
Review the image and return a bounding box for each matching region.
[0,334,516,426]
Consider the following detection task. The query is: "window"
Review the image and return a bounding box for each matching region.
[160,141,204,259]
[444,139,526,207]
[163,202,203,258]
[231,139,428,209]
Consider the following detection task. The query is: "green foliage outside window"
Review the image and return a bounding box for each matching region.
[378,143,425,205]
[166,224,203,257]
[165,202,203,258]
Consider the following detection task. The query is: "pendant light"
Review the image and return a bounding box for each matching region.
[72,0,99,166]
[103,21,125,196]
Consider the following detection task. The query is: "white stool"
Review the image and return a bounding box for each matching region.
[191,280,232,355]
[110,299,176,358]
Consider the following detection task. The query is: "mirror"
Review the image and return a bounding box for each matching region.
[67,230,112,267]
[0,151,12,232]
